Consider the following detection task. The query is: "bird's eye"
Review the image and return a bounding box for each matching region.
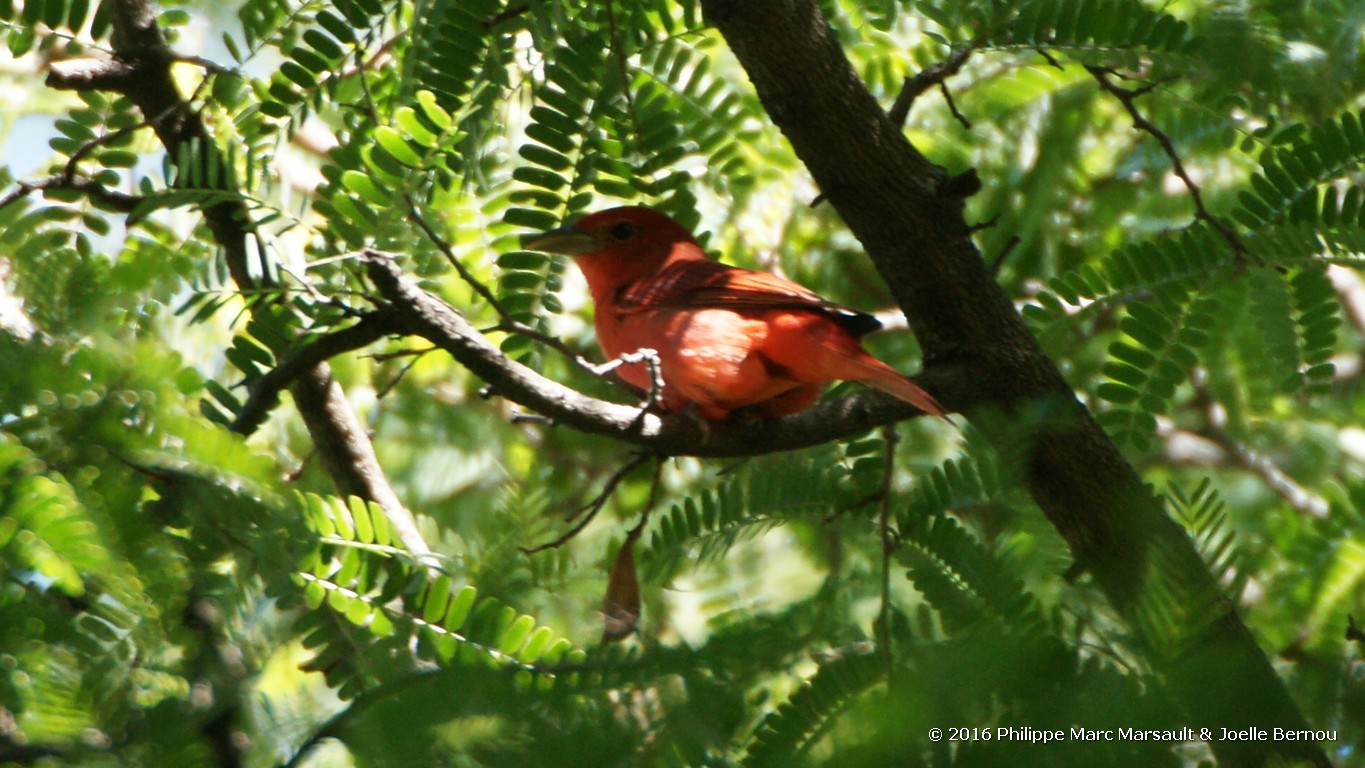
[607,221,637,241]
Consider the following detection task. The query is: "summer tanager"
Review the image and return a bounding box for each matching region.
[525,206,945,421]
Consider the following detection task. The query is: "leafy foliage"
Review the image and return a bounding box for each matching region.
[1,0,1363,765]
[741,649,883,767]
[1166,479,1244,599]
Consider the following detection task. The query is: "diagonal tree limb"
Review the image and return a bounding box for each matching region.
[700,1,1327,766]
[44,0,428,556]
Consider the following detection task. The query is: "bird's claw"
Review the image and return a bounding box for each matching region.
[589,347,669,415]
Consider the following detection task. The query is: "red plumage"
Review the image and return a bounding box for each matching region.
[527,206,945,421]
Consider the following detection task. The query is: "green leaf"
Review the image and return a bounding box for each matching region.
[374,125,423,167]
[445,585,478,629]
[341,169,391,205]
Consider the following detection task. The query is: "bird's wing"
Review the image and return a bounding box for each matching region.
[614,260,882,337]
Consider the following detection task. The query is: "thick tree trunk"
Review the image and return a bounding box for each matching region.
[701,1,1328,765]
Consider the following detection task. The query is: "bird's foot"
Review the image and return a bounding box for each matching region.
[588,347,668,410]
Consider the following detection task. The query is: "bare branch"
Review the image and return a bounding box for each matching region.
[2,103,154,216]
[874,425,898,672]
[813,44,975,207]
[483,3,529,27]
[405,194,513,317]
[1177,373,1330,519]
[937,81,971,130]
[1193,427,1329,519]
[988,235,1021,276]
[1348,615,1365,645]
[46,57,140,92]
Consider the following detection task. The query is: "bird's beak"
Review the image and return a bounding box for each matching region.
[521,225,599,255]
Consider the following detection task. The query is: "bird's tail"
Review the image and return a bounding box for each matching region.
[848,354,948,420]
[765,314,949,419]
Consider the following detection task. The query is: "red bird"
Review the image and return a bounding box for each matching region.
[524,206,945,421]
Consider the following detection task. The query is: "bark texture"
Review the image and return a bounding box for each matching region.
[701,1,1327,765]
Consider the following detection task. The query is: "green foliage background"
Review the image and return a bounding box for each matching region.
[0,0,1363,765]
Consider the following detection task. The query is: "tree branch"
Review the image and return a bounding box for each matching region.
[700,1,1327,765]
[813,44,975,206]
[229,313,400,436]
[0,174,140,213]
[44,0,429,555]
[1164,422,1331,519]
[360,251,947,458]
[520,451,654,554]
[886,44,976,129]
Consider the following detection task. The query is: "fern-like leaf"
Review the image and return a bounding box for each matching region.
[741,651,883,768]
[1165,479,1243,599]
[898,511,1046,636]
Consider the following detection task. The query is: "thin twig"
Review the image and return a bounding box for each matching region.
[509,410,554,425]
[1193,426,1330,519]
[1348,615,1364,645]
[63,117,153,179]
[937,82,971,130]
[172,53,235,76]
[989,236,1021,276]
[1184,371,1329,519]
[404,196,514,318]
[479,318,602,374]
[625,458,664,540]
[1035,49,1064,70]
[521,452,654,554]
[275,262,333,305]
[967,213,1001,234]
[336,32,405,82]
[811,43,977,207]
[482,3,529,27]
[1086,65,1246,260]
[9,90,158,215]
[372,348,432,401]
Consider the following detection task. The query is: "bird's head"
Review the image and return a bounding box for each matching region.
[522,206,704,297]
